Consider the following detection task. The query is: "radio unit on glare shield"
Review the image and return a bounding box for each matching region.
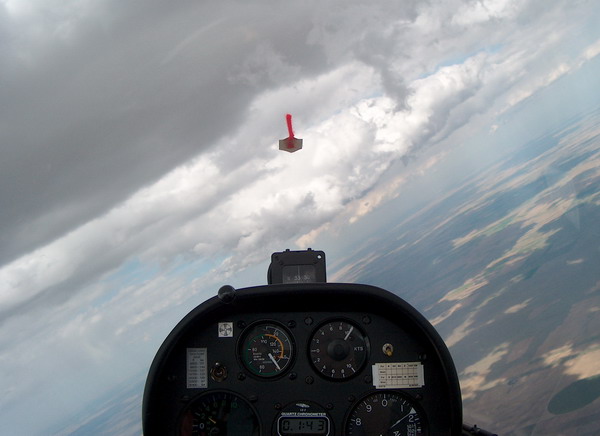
[143,249,496,436]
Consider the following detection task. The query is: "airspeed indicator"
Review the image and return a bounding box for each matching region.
[240,322,294,378]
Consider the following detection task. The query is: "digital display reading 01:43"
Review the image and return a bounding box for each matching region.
[279,417,329,435]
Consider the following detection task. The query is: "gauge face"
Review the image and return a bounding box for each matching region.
[345,391,426,436]
[309,319,369,379]
[240,322,294,377]
[179,391,260,436]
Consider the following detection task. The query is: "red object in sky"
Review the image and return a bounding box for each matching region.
[279,114,303,153]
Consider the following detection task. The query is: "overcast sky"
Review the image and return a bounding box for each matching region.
[1,0,600,434]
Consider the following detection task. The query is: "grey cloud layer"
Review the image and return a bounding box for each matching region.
[2,0,597,314]
[1,0,568,267]
[0,1,326,266]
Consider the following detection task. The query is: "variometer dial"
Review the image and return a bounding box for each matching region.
[179,391,260,436]
[309,319,369,379]
[240,322,294,378]
[345,391,426,436]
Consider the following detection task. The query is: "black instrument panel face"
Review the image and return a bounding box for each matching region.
[143,283,462,436]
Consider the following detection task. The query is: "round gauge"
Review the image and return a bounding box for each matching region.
[240,322,294,377]
[179,391,260,436]
[345,391,426,436]
[309,319,369,379]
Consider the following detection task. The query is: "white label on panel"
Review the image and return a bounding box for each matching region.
[186,348,208,388]
[372,362,424,388]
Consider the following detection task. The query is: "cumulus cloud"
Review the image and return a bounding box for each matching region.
[2,0,599,334]
[0,0,324,266]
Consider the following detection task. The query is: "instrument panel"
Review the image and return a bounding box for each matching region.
[143,283,462,435]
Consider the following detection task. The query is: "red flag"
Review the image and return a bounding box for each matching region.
[279,114,303,153]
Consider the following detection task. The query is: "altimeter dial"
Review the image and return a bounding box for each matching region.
[345,391,426,436]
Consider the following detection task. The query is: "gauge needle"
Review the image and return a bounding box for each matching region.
[268,353,281,370]
[390,413,411,429]
[344,326,354,341]
[266,334,285,358]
